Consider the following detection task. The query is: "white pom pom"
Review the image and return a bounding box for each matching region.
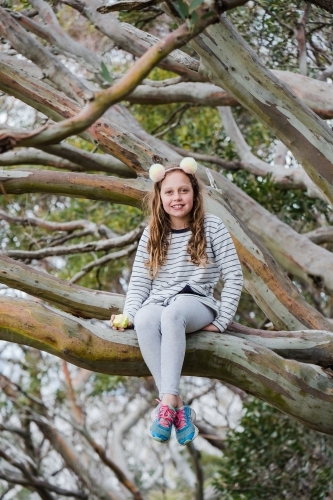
[149,164,166,182]
[180,157,197,174]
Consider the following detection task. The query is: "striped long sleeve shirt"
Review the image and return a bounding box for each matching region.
[123,213,243,332]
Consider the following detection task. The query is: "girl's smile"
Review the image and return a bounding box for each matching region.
[160,170,194,229]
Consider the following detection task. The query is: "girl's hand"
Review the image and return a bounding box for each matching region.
[110,315,133,332]
[202,323,220,332]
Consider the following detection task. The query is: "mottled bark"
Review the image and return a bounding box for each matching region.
[0,254,124,319]
[1,170,331,332]
[127,72,333,119]
[207,169,333,294]
[2,297,333,435]
[190,17,333,204]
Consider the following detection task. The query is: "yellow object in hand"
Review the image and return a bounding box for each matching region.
[113,314,129,328]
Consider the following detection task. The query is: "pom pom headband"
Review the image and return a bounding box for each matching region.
[149,157,197,183]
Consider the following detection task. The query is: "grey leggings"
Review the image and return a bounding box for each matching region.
[134,295,215,398]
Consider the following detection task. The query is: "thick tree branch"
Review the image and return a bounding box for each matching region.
[0,8,93,104]
[0,145,133,176]
[2,297,333,435]
[0,169,331,331]
[189,16,333,204]
[0,149,87,171]
[206,168,333,295]
[64,0,205,82]
[0,254,125,319]
[126,72,333,118]
[0,3,219,153]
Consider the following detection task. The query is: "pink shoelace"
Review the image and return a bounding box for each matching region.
[174,408,186,430]
[157,405,176,428]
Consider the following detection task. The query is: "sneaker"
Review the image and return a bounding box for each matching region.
[150,403,176,443]
[174,403,199,446]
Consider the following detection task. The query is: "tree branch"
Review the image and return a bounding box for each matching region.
[0,254,125,319]
[0,169,331,331]
[167,143,241,170]
[19,0,101,72]
[2,297,333,435]
[64,0,204,82]
[69,242,138,284]
[0,470,86,499]
[5,223,143,260]
[0,8,93,104]
[218,107,324,199]
[189,15,333,204]
[0,3,219,152]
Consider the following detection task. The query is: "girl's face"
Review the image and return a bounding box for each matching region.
[160,170,194,228]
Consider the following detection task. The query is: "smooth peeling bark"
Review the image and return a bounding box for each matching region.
[0,255,125,319]
[0,169,148,207]
[2,254,333,367]
[1,169,332,332]
[127,72,333,119]
[203,188,333,332]
[0,59,166,170]
[227,322,333,367]
[2,297,333,435]
[206,168,333,294]
[192,17,333,204]
[0,4,220,153]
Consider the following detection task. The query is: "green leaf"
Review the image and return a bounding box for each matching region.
[189,10,198,25]
[189,0,204,13]
[100,62,113,84]
[173,0,189,19]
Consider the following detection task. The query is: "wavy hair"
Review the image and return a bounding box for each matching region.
[144,164,208,278]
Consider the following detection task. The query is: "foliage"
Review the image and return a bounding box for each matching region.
[213,397,333,499]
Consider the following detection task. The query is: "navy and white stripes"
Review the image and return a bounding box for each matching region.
[124,213,243,332]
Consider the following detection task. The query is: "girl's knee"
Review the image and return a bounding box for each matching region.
[161,304,186,328]
[134,306,162,334]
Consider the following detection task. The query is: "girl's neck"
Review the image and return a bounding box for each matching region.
[170,216,190,230]
[170,221,189,230]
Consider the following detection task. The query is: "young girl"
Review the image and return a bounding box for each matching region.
[110,158,243,446]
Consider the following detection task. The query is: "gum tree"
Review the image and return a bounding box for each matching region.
[1,0,333,441]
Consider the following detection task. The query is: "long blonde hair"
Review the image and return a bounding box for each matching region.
[145,165,208,278]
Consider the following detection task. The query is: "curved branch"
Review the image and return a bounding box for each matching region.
[69,242,138,284]
[0,254,125,319]
[5,224,143,260]
[17,0,101,71]
[2,297,333,435]
[0,149,86,171]
[190,16,333,204]
[0,3,219,153]
[219,107,324,199]
[0,169,331,331]
[0,8,92,104]
[127,73,333,119]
